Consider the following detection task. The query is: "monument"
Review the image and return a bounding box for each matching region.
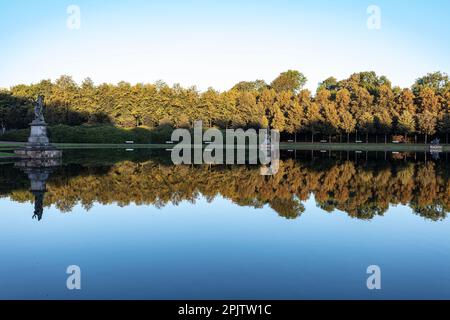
[13,95,62,221]
[15,95,62,160]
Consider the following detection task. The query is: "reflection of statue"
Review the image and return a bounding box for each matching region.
[34,95,45,122]
[32,191,45,221]
[15,159,61,222]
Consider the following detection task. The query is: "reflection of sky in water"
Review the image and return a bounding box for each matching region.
[0,195,449,299]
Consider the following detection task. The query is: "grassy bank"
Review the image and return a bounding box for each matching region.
[280,142,450,152]
[1,123,449,156]
[0,152,13,156]
[0,124,173,144]
[2,125,449,153]
[1,141,447,152]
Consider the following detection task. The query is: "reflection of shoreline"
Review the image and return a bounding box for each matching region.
[1,152,448,222]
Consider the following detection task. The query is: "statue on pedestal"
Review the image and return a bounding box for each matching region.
[34,95,45,123]
[14,95,62,159]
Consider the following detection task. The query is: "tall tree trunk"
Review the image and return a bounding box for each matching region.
[340,135,342,143]
[446,133,448,145]
[311,132,314,143]
[425,134,428,144]
[295,132,297,143]
[329,134,331,143]
[375,134,378,144]
[366,133,369,143]
[347,133,350,143]
[385,134,387,144]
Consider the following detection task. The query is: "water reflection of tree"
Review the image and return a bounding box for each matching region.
[1,158,449,221]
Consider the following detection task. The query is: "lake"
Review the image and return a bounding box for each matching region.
[0,149,449,299]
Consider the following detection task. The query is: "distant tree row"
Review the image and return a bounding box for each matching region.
[1,70,450,143]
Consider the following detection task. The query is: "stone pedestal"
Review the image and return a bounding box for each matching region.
[15,120,62,159]
[28,120,50,145]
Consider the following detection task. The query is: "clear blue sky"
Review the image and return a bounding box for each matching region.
[1,0,449,91]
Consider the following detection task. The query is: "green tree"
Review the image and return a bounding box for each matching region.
[318,77,338,95]
[412,72,449,95]
[270,70,307,94]
[231,80,268,92]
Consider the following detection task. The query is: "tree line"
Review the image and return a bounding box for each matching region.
[1,70,450,143]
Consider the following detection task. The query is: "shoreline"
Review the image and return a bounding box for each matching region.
[1,141,449,154]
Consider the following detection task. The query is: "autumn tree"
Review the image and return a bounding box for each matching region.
[2,71,450,145]
[417,87,440,114]
[438,113,450,144]
[374,110,392,143]
[335,88,351,112]
[358,112,375,143]
[317,89,339,142]
[397,110,416,141]
[339,111,356,143]
[304,94,323,143]
[417,110,437,144]
[269,102,286,132]
[395,88,415,115]
[278,91,303,139]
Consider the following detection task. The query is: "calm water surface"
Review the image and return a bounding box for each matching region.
[0,150,449,299]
